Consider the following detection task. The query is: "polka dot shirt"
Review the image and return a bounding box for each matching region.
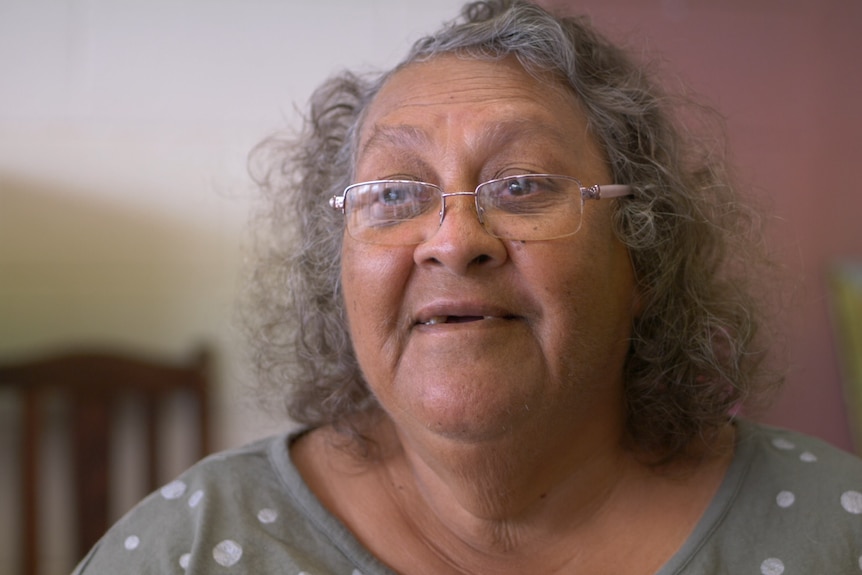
[73,420,862,574]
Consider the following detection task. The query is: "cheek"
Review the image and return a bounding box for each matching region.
[525,239,636,355]
[340,240,414,369]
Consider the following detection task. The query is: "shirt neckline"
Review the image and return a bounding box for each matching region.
[270,421,755,575]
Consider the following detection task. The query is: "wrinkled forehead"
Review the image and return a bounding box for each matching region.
[358,55,589,148]
[367,55,576,119]
[353,54,603,175]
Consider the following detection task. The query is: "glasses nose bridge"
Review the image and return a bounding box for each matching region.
[438,190,482,226]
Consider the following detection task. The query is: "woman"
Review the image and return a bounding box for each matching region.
[76,1,862,573]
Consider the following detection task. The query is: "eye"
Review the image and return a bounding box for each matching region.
[489,175,548,199]
[480,175,572,215]
[504,177,540,197]
[362,181,437,224]
[379,184,412,205]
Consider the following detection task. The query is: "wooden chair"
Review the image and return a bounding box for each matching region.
[0,347,211,575]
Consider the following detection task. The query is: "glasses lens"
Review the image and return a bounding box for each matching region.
[478,175,583,240]
[345,180,439,245]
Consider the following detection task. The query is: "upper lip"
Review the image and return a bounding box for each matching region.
[412,301,519,326]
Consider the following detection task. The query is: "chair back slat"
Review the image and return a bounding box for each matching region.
[0,347,211,575]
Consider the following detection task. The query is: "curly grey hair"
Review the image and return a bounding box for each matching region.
[244,0,780,459]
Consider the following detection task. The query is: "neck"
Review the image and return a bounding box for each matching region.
[374,413,633,543]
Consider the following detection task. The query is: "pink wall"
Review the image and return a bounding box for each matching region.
[539,0,862,451]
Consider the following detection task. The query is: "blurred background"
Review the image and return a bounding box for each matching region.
[1,0,860,573]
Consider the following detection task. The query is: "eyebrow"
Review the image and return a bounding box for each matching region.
[481,117,575,153]
[358,117,576,162]
[358,124,431,160]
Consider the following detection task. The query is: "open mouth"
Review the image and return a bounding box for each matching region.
[420,315,514,326]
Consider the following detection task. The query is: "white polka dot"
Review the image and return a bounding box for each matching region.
[161,480,187,500]
[179,553,191,569]
[188,489,204,508]
[771,437,795,451]
[841,491,862,514]
[799,451,818,462]
[257,508,278,524]
[124,535,140,550]
[775,491,795,508]
[213,540,243,567]
[761,557,784,575]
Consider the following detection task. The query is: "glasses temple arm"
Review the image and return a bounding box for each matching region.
[583,184,632,200]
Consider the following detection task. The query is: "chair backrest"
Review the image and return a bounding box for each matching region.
[0,347,211,575]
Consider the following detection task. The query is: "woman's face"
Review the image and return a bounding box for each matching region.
[341,55,640,444]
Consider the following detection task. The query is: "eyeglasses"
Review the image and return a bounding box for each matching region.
[329,173,632,246]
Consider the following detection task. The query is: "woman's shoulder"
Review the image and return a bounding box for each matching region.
[71,432,288,573]
[669,419,862,574]
[72,428,386,575]
[738,419,862,488]
[734,421,862,534]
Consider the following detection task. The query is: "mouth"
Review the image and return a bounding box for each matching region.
[420,315,503,326]
[413,301,520,328]
[415,311,521,327]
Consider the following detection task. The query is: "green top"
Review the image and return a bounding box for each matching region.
[73,420,862,574]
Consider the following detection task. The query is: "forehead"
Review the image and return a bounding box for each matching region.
[356,55,601,169]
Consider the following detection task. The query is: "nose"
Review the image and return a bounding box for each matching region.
[413,192,507,274]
